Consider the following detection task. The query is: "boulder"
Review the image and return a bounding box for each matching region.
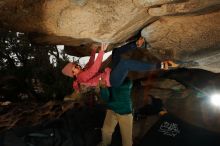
[0,0,151,46]
[1,1,220,73]
[136,69,220,133]
[141,0,220,72]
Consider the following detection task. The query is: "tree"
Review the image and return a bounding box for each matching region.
[0,29,73,101]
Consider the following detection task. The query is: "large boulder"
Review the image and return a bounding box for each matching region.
[137,69,220,133]
[1,0,220,72]
[142,0,220,72]
[0,0,151,46]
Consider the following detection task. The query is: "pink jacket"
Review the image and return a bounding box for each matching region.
[73,48,111,91]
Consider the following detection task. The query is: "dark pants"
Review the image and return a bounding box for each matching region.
[110,42,158,87]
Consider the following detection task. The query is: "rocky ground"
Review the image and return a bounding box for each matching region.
[0,101,76,133]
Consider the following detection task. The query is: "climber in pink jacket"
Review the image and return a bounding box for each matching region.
[62,43,110,92]
[62,37,179,92]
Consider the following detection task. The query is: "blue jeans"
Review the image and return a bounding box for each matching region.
[110,42,158,87]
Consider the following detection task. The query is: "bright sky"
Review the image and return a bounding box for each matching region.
[56,45,112,67]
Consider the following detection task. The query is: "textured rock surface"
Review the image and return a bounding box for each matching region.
[0,0,151,46]
[142,7,220,72]
[138,69,220,133]
[1,0,220,72]
[147,0,220,16]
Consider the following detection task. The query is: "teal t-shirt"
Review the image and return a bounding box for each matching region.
[100,79,133,115]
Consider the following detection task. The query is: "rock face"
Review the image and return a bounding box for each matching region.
[138,69,220,133]
[1,0,220,72]
[0,0,151,45]
[142,0,220,72]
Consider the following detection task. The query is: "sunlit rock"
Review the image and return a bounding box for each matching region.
[0,0,151,46]
[142,10,220,72]
[148,0,220,16]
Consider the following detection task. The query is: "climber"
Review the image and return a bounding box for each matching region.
[62,37,179,93]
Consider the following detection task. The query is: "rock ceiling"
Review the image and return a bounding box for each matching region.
[0,0,220,73]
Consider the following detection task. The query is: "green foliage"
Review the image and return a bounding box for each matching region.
[0,29,73,101]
